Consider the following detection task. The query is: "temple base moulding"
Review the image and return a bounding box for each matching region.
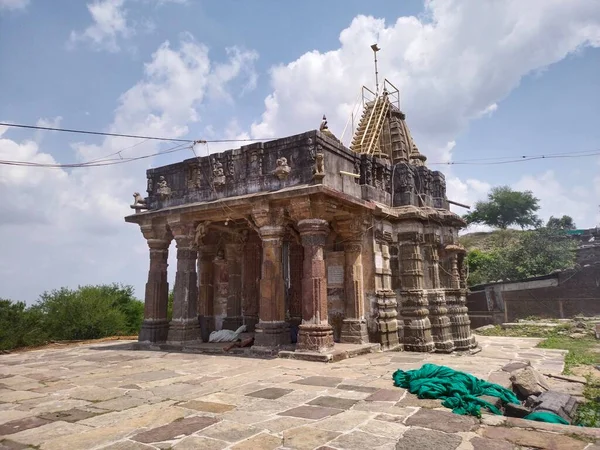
[139,319,169,343]
[296,324,334,352]
[166,318,201,344]
[340,319,369,344]
[253,321,291,348]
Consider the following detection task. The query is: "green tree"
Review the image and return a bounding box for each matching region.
[463,186,541,230]
[502,227,577,280]
[546,215,576,230]
[466,228,577,286]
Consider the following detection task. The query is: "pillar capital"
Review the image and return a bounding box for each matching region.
[258,225,286,241]
[333,213,370,241]
[251,201,285,228]
[140,220,172,248]
[297,219,329,247]
[167,218,196,249]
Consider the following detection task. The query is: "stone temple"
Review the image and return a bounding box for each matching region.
[125,79,476,357]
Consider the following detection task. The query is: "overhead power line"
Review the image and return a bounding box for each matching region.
[0,122,197,143]
[0,121,272,144]
[0,142,192,169]
[429,150,600,166]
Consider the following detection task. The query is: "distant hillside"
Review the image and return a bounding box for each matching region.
[459,229,522,252]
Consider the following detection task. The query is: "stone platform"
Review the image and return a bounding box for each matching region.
[279,343,381,363]
[133,334,379,362]
[1,336,598,450]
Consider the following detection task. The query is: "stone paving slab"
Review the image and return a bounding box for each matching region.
[0,336,598,450]
[132,415,219,443]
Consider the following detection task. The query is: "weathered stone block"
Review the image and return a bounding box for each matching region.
[510,366,550,397]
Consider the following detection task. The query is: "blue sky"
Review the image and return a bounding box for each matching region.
[1,0,600,303]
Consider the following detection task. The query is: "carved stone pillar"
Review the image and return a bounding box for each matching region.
[446,248,476,350]
[377,290,400,350]
[242,235,261,332]
[340,240,368,344]
[254,225,290,348]
[139,222,172,343]
[167,221,201,344]
[296,219,334,352]
[223,242,243,330]
[399,233,434,352]
[426,242,453,352]
[333,214,370,344]
[198,245,216,342]
[212,249,228,331]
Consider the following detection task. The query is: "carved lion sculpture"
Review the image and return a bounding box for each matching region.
[133,192,146,205]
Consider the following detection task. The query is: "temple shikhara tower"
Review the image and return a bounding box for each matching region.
[125,57,476,359]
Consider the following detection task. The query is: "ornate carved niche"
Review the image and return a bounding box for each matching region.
[187,164,200,190]
[393,163,416,206]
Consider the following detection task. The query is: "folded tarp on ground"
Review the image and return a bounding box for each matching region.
[392,363,567,425]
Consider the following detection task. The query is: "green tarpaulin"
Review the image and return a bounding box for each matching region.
[392,363,567,425]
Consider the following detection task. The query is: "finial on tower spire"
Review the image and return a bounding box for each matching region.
[371,43,380,93]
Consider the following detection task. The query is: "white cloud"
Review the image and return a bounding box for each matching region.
[69,0,190,53]
[34,116,63,143]
[0,36,258,302]
[514,170,595,228]
[69,0,132,53]
[251,0,600,225]
[0,0,29,11]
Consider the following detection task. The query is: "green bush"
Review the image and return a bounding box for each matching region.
[0,284,144,351]
[0,299,48,351]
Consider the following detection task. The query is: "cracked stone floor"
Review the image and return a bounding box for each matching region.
[0,336,597,450]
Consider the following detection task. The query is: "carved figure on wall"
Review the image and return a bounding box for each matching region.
[313,153,325,181]
[146,177,153,195]
[274,157,291,180]
[396,163,414,194]
[365,157,373,186]
[194,221,211,247]
[249,150,263,176]
[384,168,391,193]
[227,156,235,177]
[416,166,432,196]
[307,136,316,160]
[187,166,199,190]
[354,159,361,184]
[212,157,226,186]
[156,176,171,200]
